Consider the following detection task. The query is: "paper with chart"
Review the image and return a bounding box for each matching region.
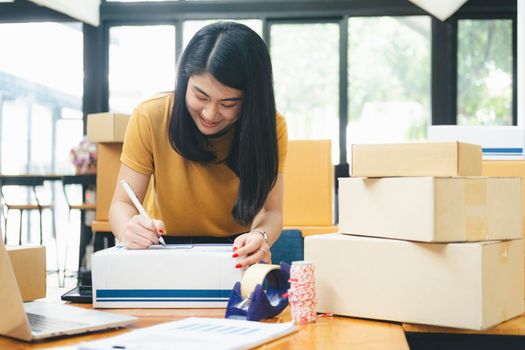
[78,317,296,350]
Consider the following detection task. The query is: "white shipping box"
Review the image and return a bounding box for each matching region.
[92,244,242,308]
[339,177,522,242]
[428,125,525,160]
[305,234,524,330]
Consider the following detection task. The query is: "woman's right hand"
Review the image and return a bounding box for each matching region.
[120,216,166,249]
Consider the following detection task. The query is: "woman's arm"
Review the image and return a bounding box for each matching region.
[109,163,164,249]
[233,173,284,267]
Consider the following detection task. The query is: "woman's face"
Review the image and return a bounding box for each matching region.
[185,72,243,136]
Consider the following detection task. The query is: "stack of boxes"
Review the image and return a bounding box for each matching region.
[429,125,525,292]
[87,112,131,225]
[305,142,524,330]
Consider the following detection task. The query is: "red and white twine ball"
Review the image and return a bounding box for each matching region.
[288,261,316,324]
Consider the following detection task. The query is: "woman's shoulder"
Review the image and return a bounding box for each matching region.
[134,92,175,117]
[275,111,287,130]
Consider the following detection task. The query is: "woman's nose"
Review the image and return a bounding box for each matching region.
[201,104,218,120]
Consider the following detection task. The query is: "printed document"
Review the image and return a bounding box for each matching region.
[78,317,296,350]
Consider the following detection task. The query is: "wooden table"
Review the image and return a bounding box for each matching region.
[0,304,409,350]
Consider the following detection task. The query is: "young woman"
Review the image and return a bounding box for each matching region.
[109,22,288,269]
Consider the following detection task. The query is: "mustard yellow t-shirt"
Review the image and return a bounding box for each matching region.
[121,92,288,237]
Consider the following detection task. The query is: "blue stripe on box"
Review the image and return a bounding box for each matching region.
[96,289,231,299]
[482,148,523,155]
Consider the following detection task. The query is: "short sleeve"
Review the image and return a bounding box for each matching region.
[276,113,288,173]
[121,105,154,175]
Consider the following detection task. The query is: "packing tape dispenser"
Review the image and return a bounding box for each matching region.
[225,262,290,321]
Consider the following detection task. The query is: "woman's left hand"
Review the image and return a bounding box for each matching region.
[232,231,271,268]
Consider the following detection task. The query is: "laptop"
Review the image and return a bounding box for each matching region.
[0,239,137,342]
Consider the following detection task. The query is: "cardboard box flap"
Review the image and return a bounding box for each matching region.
[87,113,130,143]
[351,141,482,177]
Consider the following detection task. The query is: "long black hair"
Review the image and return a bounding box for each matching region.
[169,22,278,227]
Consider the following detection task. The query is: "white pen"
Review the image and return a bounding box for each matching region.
[120,179,166,246]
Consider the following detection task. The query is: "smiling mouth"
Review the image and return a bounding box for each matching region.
[199,115,220,128]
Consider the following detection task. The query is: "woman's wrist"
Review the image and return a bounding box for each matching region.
[252,229,269,246]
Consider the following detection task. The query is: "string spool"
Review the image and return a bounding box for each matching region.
[288,261,316,324]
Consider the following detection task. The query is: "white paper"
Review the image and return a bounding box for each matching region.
[78,317,296,350]
[29,0,100,26]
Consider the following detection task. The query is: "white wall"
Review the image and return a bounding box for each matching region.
[29,0,100,26]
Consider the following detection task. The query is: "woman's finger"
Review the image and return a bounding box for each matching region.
[237,248,266,268]
[134,225,159,245]
[153,219,166,235]
[234,234,262,257]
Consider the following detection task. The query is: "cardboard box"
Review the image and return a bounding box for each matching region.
[283,140,333,226]
[428,125,525,160]
[339,177,522,242]
[351,142,482,177]
[482,161,525,295]
[92,244,242,308]
[6,246,46,301]
[483,161,525,236]
[305,234,524,330]
[96,143,123,221]
[87,113,130,143]
[283,225,338,237]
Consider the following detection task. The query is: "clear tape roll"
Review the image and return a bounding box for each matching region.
[240,264,281,299]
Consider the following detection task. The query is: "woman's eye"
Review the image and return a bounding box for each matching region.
[221,103,237,108]
[196,95,207,101]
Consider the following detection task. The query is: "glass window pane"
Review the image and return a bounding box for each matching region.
[183,20,262,49]
[56,109,83,174]
[271,23,340,163]
[109,25,175,113]
[30,104,53,173]
[457,19,513,125]
[1,99,28,173]
[347,16,430,154]
[0,22,83,173]
[0,22,83,258]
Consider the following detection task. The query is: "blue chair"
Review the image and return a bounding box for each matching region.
[270,229,304,265]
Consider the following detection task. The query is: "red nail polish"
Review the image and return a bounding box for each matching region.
[159,228,165,234]
[235,264,242,269]
[233,247,238,252]
[232,253,239,258]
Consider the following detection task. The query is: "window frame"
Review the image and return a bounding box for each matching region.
[0,0,518,170]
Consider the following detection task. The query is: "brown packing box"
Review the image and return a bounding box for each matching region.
[87,113,130,143]
[305,234,524,330]
[338,176,522,242]
[483,161,525,237]
[6,246,46,302]
[351,142,482,177]
[96,143,153,223]
[283,140,333,226]
[96,143,123,221]
[482,160,525,295]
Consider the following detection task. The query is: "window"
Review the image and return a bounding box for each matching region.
[109,25,176,113]
[271,22,340,162]
[0,22,83,174]
[347,16,431,150]
[0,22,84,270]
[457,19,513,125]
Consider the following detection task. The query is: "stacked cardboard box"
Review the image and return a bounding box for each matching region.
[87,113,131,222]
[305,142,524,330]
[283,140,338,236]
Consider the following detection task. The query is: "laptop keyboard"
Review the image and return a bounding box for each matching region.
[27,312,88,333]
